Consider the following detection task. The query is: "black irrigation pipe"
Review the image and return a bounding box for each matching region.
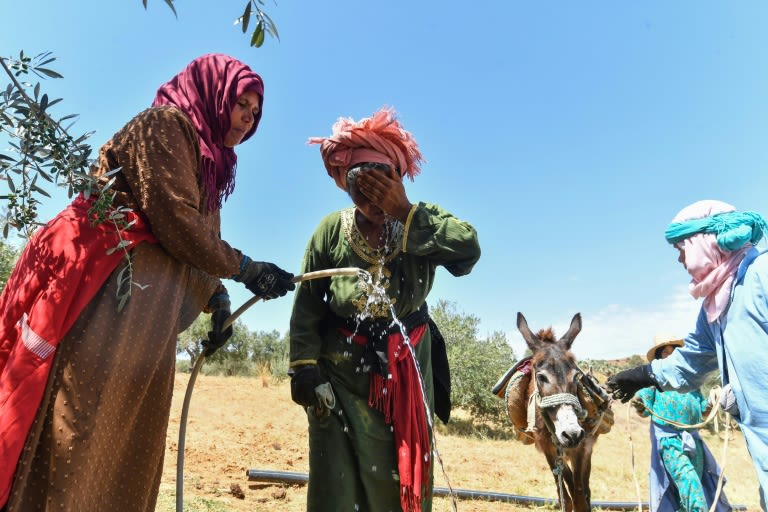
[247,469,746,510]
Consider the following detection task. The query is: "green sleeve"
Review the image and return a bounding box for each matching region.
[402,202,481,276]
[289,215,335,366]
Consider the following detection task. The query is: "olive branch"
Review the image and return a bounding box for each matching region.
[87,169,149,312]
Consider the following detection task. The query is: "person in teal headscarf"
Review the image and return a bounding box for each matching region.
[607,199,768,510]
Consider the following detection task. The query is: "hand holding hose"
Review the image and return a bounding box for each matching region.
[234,256,295,300]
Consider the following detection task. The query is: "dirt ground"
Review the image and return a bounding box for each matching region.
[158,373,761,512]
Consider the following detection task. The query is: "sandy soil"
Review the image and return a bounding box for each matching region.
[159,373,761,512]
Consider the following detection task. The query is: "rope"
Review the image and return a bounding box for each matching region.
[539,392,586,418]
[708,421,731,512]
[637,386,722,430]
[625,405,643,512]
[554,445,567,512]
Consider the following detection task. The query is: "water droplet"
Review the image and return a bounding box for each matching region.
[371,465,377,472]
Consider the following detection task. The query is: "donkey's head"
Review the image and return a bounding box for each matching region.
[517,312,585,448]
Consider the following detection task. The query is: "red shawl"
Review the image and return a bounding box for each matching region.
[0,195,157,506]
[345,324,430,512]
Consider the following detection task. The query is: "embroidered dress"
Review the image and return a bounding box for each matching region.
[0,106,243,511]
[635,388,731,512]
[290,203,480,512]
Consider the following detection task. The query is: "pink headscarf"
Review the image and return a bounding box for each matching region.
[308,107,424,190]
[152,54,264,212]
[673,200,750,323]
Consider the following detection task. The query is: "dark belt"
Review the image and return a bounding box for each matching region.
[326,303,429,376]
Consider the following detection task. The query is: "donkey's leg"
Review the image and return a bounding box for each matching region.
[570,437,596,512]
[542,444,575,512]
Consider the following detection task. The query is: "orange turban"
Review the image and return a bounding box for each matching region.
[308,107,424,190]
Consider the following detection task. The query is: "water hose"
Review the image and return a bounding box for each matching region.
[176,267,363,512]
[244,469,748,511]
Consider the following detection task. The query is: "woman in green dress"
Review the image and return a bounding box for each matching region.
[289,107,481,512]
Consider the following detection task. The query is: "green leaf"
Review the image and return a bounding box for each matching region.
[39,94,49,112]
[262,11,280,40]
[35,170,54,183]
[31,185,51,198]
[34,83,40,99]
[117,294,129,312]
[251,23,265,48]
[142,0,148,8]
[241,1,251,33]
[163,0,177,18]
[35,68,63,79]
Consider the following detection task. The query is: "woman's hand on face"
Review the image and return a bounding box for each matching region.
[357,166,412,222]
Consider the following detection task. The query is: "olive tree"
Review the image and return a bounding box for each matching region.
[431,299,517,426]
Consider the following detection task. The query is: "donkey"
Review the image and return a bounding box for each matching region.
[516,312,612,512]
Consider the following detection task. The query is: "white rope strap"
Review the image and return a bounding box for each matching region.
[539,392,586,418]
[526,390,539,433]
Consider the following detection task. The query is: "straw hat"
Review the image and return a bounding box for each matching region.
[646,334,684,362]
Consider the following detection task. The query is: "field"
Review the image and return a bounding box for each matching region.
[157,373,761,512]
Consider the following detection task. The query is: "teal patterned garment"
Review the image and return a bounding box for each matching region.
[634,387,728,512]
[635,387,708,429]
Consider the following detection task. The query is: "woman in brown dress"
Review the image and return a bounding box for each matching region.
[0,53,295,511]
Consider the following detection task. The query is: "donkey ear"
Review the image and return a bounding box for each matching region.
[517,312,540,351]
[558,313,582,350]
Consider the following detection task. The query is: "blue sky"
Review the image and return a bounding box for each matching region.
[3,1,768,359]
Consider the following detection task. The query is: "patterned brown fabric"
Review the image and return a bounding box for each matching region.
[6,106,243,511]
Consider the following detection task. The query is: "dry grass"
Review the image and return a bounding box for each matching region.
[159,374,761,511]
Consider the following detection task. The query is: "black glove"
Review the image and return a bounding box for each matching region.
[202,293,233,357]
[605,364,658,403]
[290,365,323,409]
[233,256,295,300]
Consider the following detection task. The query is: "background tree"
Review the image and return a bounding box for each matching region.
[176,313,290,381]
[431,299,517,427]
[0,238,20,291]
